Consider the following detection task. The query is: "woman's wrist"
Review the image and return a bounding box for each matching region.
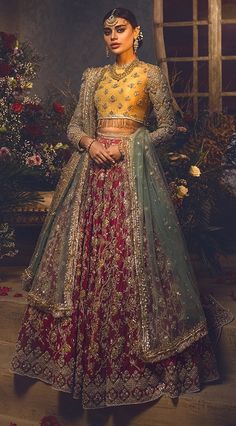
[79,136,95,151]
[87,138,96,153]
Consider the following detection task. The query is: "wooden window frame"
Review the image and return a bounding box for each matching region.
[153,0,236,116]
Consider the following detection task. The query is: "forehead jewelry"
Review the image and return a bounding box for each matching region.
[105,8,118,27]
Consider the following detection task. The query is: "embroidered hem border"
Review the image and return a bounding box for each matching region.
[140,321,208,362]
[9,366,219,409]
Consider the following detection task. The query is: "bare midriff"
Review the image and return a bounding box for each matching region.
[97,118,143,136]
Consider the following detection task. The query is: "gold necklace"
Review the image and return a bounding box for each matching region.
[109,58,139,81]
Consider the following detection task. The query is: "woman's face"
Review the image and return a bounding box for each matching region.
[103,17,139,56]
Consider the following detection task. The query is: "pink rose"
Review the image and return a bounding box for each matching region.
[26,154,42,166]
[0,147,11,157]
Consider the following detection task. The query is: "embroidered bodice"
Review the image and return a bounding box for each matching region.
[67,61,176,148]
[94,64,150,124]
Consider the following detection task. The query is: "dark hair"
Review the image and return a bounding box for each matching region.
[103,8,143,49]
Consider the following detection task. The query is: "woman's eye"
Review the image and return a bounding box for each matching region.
[103,27,125,36]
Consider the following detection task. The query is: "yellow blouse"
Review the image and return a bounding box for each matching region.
[67,61,176,148]
[94,63,151,124]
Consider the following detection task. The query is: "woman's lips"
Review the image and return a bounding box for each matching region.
[111,44,121,48]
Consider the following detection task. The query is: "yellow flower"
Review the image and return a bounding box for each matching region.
[0,125,7,133]
[24,82,33,89]
[176,185,189,199]
[189,165,201,177]
[8,77,17,86]
[55,142,63,149]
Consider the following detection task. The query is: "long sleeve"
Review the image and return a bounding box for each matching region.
[147,65,176,144]
[67,68,89,151]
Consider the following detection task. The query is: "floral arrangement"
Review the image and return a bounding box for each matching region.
[0,31,71,191]
[157,111,236,271]
[0,31,73,258]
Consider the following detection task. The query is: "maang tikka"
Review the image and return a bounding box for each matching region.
[105,9,118,58]
[105,8,118,27]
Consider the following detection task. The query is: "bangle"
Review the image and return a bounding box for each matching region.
[87,138,96,153]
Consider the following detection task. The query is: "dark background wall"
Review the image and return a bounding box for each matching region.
[0,0,155,97]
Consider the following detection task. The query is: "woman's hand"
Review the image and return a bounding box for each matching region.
[88,140,115,166]
[106,145,123,162]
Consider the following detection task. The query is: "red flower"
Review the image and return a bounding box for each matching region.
[0,62,14,77]
[40,416,62,426]
[0,286,12,296]
[53,102,64,114]
[11,102,24,113]
[13,293,23,298]
[23,124,43,138]
[9,422,18,426]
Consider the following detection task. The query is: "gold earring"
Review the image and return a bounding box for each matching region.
[133,38,139,53]
[106,46,110,58]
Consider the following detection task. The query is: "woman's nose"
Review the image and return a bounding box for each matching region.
[111,30,117,40]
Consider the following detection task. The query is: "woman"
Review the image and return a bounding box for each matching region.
[11,8,229,409]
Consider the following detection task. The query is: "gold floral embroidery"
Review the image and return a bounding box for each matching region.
[94,63,149,125]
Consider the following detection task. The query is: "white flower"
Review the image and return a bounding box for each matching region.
[176,185,189,198]
[189,165,201,177]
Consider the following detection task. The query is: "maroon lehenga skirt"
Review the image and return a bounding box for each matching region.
[11,135,219,409]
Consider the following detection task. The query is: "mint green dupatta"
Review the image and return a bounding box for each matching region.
[127,127,208,362]
[21,151,90,316]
